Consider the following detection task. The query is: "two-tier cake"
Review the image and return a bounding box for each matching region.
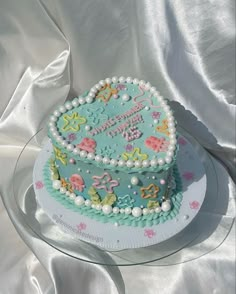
[45,76,182,227]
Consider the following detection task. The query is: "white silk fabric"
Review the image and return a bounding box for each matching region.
[0,0,235,293]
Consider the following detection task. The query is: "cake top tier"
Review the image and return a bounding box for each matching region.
[48,77,177,172]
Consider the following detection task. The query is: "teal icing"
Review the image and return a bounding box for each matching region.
[43,160,183,227]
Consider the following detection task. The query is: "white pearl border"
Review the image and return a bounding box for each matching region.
[52,180,171,216]
[49,77,177,169]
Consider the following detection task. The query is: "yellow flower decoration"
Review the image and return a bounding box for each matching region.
[96,84,118,103]
[62,112,86,132]
[156,119,170,136]
[122,147,148,161]
[140,184,159,199]
[53,146,67,165]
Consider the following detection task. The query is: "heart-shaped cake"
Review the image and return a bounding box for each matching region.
[47,76,181,226]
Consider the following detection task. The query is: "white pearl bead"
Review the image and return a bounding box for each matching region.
[86,96,93,104]
[125,207,132,215]
[150,209,154,214]
[90,87,97,93]
[112,76,118,83]
[126,77,133,83]
[70,193,76,200]
[85,199,91,206]
[61,141,68,147]
[73,148,79,154]
[119,76,125,82]
[139,80,145,86]
[59,105,66,113]
[65,102,72,110]
[168,121,175,128]
[50,115,57,122]
[143,208,149,215]
[158,158,165,166]
[169,129,176,136]
[132,207,142,217]
[134,161,142,168]
[50,126,56,132]
[52,131,58,138]
[166,110,173,117]
[95,155,102,162]
[150,159,158,167]
[105,78,112,84]
[72,99,79,107]
[145,106,150,110]
[170,139,177,146]
[48,122,55,127]
[52,180,61,190]
[60,187,66,194]
[142,160,150,168]
[163,105,170,112]
[56,136,62,142]
[54,110,61,117]
[99,80,106,86]
[126,160,134,168]
[120,208,125,214]
[153,119,158,124]
[87,153,95,160]
[131,176,139,185]
[102,157,110,164]
[91,204,96,209]
[102,205,112,215]
[78,97,85,104]
[158,96,164,102]
[95,83,101,90]
[165,156,172,164]
[150,87,156,94]
[66,191,70,196]
[153,91,160,97]
[85,125,91,131]
[128,185,131,189]
[161,201,171,212]
[160,100,167,107]
[122,94,130,102]
[155,206,162,213]
[168,144,176,151]
[96,204,102,210]
[113,207,120,214]
[67,144,74,151]
[167,150,174,157]
[145,82,151,90]
[80,150,87,158]
[75,196,85,206]
[118,160,125,167]
[168,117,174,122]
[110,159,118,166]
[133,78,139,84]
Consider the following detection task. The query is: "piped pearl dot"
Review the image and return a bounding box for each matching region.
[112,76,118,83]
[145,106,150,111]
[168,144,176,151]
[121,94,130,102]
[80,150,87,158]
[110,159,118,166]
[85,125,91,131]
[66,191,70,196]
[70,193,76,200]
[128,185,132,189]
[95,83,102,90]
[75,196,85,206]
[120,208,125,214]
[102,205,112,215]
[153,119,158,124]
[96,204,102,210]
[52,180,61,190]
[72,99,79,107]
[134,161,142,168]
[50,116,57,122]
[65,102,72,110]
[86,96,93,104]
[126,77,133,83]
[113,94,119,99]
[114,222,119,227]
[119,76,125,83]
[54,110,61,117]
[86,170,90,174]
[150,87,156,94]
[150,159,158,167]
[131,176,139,186]
[99,80,106,86]
[59,106,66,113]
[142,160,150,168]
[118,160,125,167]
[161,201,171,212]
[126,160,134,168]
[105,78,112,84]
[132,207,142,217]
[167,151,174,157]
[133,78,139,84]
[95,155,102,162]
[165,156,172,164]
[67,144,74,151]
[87,153,95,160]
[184,215,189,220]
[152,176,156,179]
[102,157,110,164]
[73,148,79,154]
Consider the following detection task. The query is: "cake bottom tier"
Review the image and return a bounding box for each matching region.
[44,159,183,227]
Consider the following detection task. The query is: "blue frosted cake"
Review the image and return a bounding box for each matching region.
[46,76,182,227]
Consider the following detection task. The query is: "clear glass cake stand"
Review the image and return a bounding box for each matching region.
[6,126,235,266]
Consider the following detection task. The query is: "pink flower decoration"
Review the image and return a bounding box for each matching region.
[189,201,200,210]
[35,181,44,189]
[92,172,119,193]
[145,136,165,152]
[67,133,77,142]
[151,112,161,119]
[144,229,156,239]
[178,137,187,145]
[77,138,96,153]
[70,174,85,192]
[77,222,87,231]
[182,172,194,181]
[116,84,127,91]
